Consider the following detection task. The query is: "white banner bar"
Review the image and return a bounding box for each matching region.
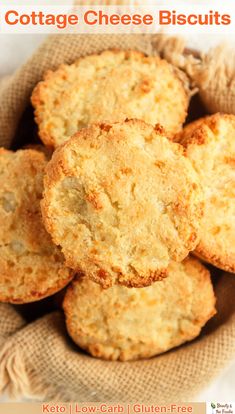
[0,4,234,34]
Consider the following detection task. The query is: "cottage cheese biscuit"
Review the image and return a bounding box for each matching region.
[42,119,204,288]
[63,258,216,361]
[31,50,189,148]
[0,149,73,304]
[177,113,235,272]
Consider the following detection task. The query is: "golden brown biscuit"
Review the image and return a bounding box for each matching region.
[0,149,74,304]
[177,113,235,272]
[63,258,216,361]
[31,50,189,148]
[42,119,204,288]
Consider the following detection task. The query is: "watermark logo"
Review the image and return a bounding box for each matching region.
[208,403,234,414]
[211,404,216,413]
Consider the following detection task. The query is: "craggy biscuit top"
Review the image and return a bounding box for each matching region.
[0,149,73,304]
[31,49,189,148]
[63,258,216,361]
[42,119,204,288]
[177,113,235,272]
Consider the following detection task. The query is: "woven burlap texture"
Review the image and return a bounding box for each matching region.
[0,34,235,402]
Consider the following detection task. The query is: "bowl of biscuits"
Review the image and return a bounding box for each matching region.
[0,35,234,402]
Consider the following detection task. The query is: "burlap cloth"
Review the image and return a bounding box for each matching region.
[0,34,235,402]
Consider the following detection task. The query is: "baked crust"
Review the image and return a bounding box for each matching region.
[31,49,189,148]
[0,148,74,304]
[42,119,204,288]
[177,113,235,273]
[63,257,216,361]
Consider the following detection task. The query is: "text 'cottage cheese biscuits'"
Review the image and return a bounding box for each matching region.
[63,258,216,361]
[0,149,74,304]
[177,114,235,273]
[31,50,189,149]
[42,119,204,288]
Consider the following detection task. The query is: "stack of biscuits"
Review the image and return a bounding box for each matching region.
[1,50,234,362]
